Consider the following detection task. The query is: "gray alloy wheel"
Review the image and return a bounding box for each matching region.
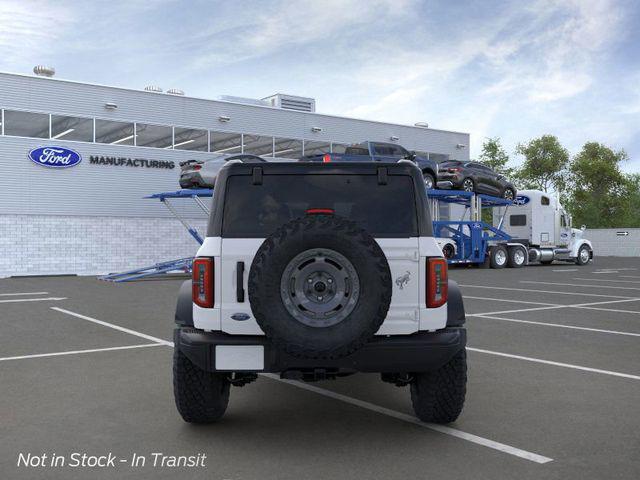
[423,173,435,190]
[462,178,474,192]
[503,188,515,200]
[280,248,361,328]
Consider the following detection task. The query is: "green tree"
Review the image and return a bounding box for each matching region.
[566,142,635,228]
[515,135,569,192]
[478,137,514,177]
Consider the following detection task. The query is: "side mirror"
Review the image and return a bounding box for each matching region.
[581,225,586,231]
[408,150,417,160]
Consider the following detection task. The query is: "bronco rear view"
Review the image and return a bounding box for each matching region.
[173,161,467,424]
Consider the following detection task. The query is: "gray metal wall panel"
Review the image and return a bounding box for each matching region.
[0,136,210,217]
[0,72,469,160]
[1,71,470,218]
[584,228,640,257]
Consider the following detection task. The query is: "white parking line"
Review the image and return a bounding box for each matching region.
[459,284,636,299]
[0,297,67,304]
[469,297,640,317]
[468,348,640,380]
[263,374,553,464]
[0,343,163,362]
[51,307,174,346]
[552,269,578,272]
[463,296,559,307]
[469,314,640,337]
[521,281,640,292]
[47,307,552,464]
[0,292,49,296]
[621,275,640,279]
[573,278,640,284]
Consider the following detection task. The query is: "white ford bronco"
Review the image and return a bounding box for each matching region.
[173,162,467,424]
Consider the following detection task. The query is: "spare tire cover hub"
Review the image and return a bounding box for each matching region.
[280,248,360,328]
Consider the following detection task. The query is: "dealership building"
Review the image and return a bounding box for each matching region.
[0,69,470,278]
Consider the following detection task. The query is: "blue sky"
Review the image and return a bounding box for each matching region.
[1,0,638,171]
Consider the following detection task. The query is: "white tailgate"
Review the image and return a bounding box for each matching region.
[374,238,421,335]
[219,238,266,334]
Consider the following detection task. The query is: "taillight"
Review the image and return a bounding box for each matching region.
[192,257,214,308]
[193,165,202,170]
[448,167,460,173]
[322,153,331,163]
[426,258,448,308]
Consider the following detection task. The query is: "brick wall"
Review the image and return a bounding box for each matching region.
[0,215,207,278]
[583,228,640,257]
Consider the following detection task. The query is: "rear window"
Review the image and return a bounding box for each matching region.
[222,174,418,237]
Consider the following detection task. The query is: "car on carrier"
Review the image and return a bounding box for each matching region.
[179,154,266,189]
[173,161,467,424]
[438,160,517,199]
[301,141,440,190]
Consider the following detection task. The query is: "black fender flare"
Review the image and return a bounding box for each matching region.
[175,280,194,327]
[446,279,465,326]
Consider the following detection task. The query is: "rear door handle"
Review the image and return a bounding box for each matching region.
[236,262,245,302]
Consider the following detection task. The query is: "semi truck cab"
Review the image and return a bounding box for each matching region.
[497,190,593,265]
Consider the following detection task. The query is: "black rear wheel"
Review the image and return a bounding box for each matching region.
[462,178,475,192]
[411,349,467,424]
[173,348,230,423]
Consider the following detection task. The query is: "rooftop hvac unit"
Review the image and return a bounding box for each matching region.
[33,65,55,77]
[144,85,163,93]
[262,94,316,112]
[219,95,270,107]
[167,88,185,96]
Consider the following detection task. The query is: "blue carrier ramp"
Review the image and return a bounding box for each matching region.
[100,189,213,282]
[427,189,513,265]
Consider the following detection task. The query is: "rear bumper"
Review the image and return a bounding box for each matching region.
[175,327,466,374]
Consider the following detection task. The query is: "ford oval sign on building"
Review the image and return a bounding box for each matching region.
[28,146,82,168]
[514,195,530,206]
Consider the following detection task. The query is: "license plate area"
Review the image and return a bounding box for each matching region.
[215,345,264,371]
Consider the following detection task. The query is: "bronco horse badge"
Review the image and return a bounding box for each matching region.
[395,271,411,290]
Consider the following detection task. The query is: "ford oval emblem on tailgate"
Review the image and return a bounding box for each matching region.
[28,146,82,168]
[231,313,251,321]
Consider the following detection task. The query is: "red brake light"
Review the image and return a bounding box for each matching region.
[426,258,448,308]
[192,257,214,308]
[193,165,202,170]
[306,208,334,215]
[322,154,332,163]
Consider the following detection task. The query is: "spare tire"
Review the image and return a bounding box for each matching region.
[248,214,392,359]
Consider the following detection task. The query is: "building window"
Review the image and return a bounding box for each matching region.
[135,123,172,149]
[331,143,349,154]
[3,110,49,138]
[173,127,208,151]
[51,115,93,142]
[273,137,303,158]
[303,140,330,156]
[243,135,274,156]
[95,119,135,145]
[541,196,550,206]
[210,131,242,154]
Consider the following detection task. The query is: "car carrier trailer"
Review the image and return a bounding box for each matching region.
[428,188,593,268]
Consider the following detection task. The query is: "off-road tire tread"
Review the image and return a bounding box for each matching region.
[173,348,230,423]
[410,349,467,424]
[249,215,391,360]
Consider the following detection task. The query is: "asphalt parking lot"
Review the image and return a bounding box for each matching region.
[1,257,639,479]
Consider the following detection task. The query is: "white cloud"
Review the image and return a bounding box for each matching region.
[0,0,74,68]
